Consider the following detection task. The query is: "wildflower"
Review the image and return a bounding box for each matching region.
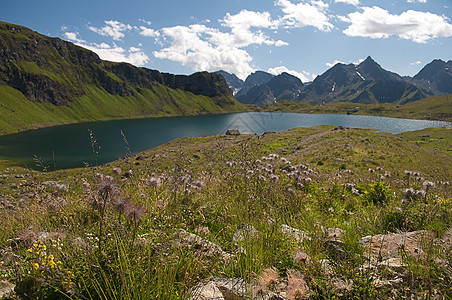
[287,269,310,300]
[302,177,312,184]
[191,180,205,190]
[258,267,279,287]
[270,175,279,182]
[149,176,162,187]
[376,166,383,171]
[293,250,310,264]
[351,188,359,195]
[416,190,426,198]
[226,161,233,167]
[423,180,435,189]
[404,188,415,198]
[112,167,122,175]
[413,171,421,177]
[405,170,413,176]
[368,168,375,173]
[384,171,391,177]
[33,262,39,271]
[287,188,296,195]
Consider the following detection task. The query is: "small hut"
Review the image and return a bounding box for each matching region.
[225,129,240,136]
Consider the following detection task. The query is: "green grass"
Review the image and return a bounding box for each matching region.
[258,94,452,122]
[0,126,450,299]
[0,85,246,136]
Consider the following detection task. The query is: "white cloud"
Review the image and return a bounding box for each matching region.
[410,60,422,65]
[335,0,359,5]
[88,20,132,41]
[63,30,149,66]
[63,31,86,44]
[326,58,364,67]
[407,0,427,3]
[219,10,282,47]
[153,24,255,80]
[267,66,314,82]
[139,19,153,26]
[341,6,452,43]
[138,25,160,38]
[82,43,149,65]
[326,60,346,67]
[277,0,334,32]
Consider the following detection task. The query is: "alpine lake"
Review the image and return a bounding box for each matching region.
[0,112,450,170]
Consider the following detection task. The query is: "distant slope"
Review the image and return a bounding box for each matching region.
[236,72,304,106]
[259,94,452,122]
[235,71,274,98]
[215,70,244,95]
[410,59,452,94]
[297,56,432,105]
[0,21,245,135]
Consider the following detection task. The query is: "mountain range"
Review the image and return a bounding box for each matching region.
[0,21,244,135]
[217,57,452,106]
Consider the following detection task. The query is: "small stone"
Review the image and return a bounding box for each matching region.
[233,225,259,242]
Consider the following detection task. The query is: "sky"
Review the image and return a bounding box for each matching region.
[1,0,451,81]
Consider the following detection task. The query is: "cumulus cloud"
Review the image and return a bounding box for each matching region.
[63,32,86,44]
[277,0,334,32]
[335,0,360,6]
[153,24,255,80]
[153,9,293,80]
[326,58,364,67]
[219,10,281,47]
[341,6,452,43]
[326,60,346,67]
[138,25,160,37]
[88,20,132,40]
[267,66,314,82]
[63,31,149,66]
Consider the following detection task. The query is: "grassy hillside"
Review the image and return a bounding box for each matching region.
[0,85,245,136]
[0,126,450,299]
[258,94,452,122]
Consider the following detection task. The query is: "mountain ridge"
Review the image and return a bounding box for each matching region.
[222,56,443,106]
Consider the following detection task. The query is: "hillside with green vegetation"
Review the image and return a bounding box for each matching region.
[0,21,245,136]
[0,125,450,299]
[258,94,452,122]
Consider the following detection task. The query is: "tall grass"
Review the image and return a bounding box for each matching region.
[0,126,451,299]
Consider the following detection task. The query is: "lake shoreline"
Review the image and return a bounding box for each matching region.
[0,112,450,170]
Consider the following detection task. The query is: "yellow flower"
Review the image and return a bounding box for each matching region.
[33,263,39,271]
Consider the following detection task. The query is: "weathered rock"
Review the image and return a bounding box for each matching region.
[42,181,68,192]
[189,277,284,300]
[280,224,310,243]
[189,280,225,300]
[372,277,403,289]
[233,225,259,243]
[177,230,233,260]
[360,230,436,265]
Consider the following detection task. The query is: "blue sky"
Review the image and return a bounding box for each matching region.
[1,0,451,81]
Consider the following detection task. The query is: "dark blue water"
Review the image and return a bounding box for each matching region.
[0,112,449,169]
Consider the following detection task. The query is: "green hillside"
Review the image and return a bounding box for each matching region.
[0,85,245,136]
[258,94,452,122]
